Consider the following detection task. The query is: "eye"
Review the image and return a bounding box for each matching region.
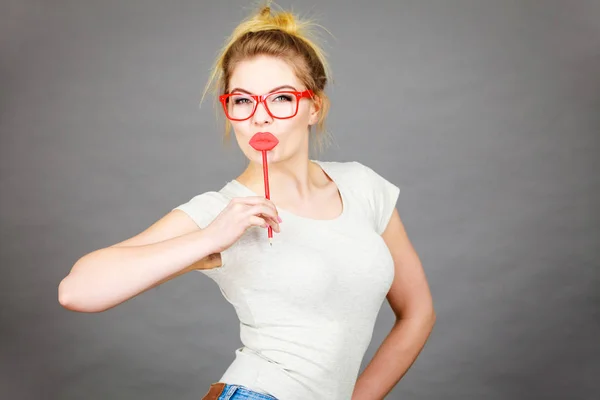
[272,94,293,102]
[233,96,253,105]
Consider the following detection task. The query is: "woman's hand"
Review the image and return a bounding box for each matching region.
[204,196,282,253]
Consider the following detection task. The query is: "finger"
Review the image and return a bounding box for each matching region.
[256,213,280,232]
[246,205,280,232]
[250,215,278,232]
[261,215,280,232]
[248,215,268,228]
[248,204,276,220]
[237,197,279,217]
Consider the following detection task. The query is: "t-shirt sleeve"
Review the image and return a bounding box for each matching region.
[356,162,400,234]
[171,191,230,278]
[171,191,227,229]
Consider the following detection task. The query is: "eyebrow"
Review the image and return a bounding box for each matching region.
[228,85,298,94]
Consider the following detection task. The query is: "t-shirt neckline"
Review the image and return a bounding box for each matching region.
[228,160,347,223]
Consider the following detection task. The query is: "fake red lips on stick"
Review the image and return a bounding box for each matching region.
[248,132,279,246]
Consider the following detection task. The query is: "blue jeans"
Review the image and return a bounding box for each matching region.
[201,382,278,400]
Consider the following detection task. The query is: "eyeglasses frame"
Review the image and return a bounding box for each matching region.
[218,89,315,121]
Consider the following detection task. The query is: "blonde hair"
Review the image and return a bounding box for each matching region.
[202,1,334,155]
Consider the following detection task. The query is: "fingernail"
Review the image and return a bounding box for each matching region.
[277,216,283,223]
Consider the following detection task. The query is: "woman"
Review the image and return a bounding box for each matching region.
[58,4,435,400]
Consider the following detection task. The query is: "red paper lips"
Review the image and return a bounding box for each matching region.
[249,131,279,151]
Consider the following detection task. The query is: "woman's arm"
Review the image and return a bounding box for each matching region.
[58,210,221,313]
[352,208,436,400]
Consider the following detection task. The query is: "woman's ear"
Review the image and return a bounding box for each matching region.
[308,95,322,126]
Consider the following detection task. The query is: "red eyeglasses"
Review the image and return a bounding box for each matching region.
[219,89,314,121]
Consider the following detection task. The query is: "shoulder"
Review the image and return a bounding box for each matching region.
[314,159,390,187]
[317,159,400,234]
[313,159,368,178]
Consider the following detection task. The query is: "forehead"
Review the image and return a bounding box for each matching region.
[229,55,302,93]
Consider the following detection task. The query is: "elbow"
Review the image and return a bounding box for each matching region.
[395,304,436,330]
[58,276,84,312]
[58,275,106,313]
[422,296,437,328]
[58,254,110,313]
[424,301,436,328]
[58,277,79,311]
[417,307,436,336]
[415,306,436,329]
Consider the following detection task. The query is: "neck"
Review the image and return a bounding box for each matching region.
[236,153,324,204]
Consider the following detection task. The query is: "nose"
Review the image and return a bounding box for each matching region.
[252,98,273,125]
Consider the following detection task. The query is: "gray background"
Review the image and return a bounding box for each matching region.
[1,0,599,399]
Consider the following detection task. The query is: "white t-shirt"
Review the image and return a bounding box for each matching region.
[172,160,400,400]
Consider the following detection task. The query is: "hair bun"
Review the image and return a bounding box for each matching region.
[258,6,271,19]
[257,5,297,35]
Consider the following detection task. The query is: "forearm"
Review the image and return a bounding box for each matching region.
[352,312,436,400]
[58,229,219,313]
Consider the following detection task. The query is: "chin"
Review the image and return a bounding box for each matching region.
[242,147,278,165]
[263,150,278,164]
